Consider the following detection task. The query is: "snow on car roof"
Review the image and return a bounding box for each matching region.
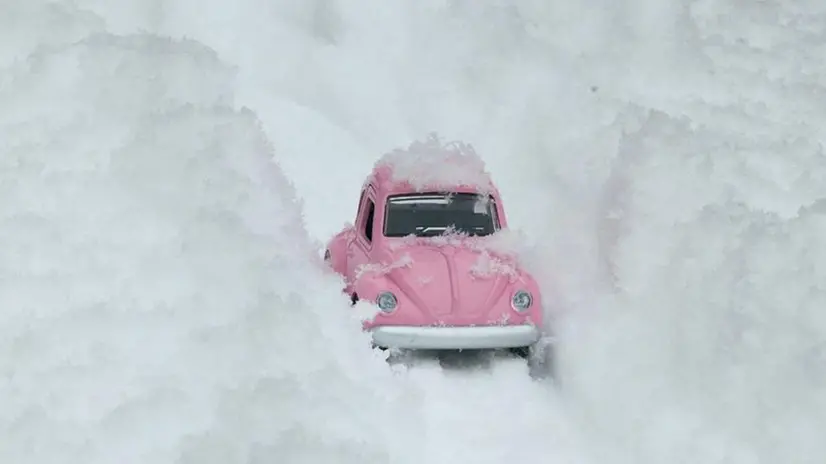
[370,134,496,194]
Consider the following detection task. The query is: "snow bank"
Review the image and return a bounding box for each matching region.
[263,2,822,463]
[6,0,826,463]
[0,12,418,463]
[568,109,826,464]
[128,2,825,461]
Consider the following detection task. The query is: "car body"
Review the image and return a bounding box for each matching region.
[324,141,547,356]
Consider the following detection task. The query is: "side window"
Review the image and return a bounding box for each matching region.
[489,196,501,230]
[363,199,375,242]
[356,190,366,220]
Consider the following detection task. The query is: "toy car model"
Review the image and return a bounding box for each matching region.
[324,138,551,368]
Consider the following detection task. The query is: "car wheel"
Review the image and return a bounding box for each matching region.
[371,342,387,351]
[527,342,557,382]
[508,346,531,359]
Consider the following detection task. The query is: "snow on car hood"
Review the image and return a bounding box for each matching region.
[361,231,535,320]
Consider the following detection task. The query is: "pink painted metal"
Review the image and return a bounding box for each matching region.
[324,142,544,349]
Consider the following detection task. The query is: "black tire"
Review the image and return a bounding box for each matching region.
[530,343,557,382]
[354,293,385,352]
[509,343,557,381]
[508,346,531,359]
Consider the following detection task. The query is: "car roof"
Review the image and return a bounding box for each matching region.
[365,136,501,197]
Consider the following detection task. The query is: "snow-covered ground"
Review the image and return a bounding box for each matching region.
[2,1,825,463]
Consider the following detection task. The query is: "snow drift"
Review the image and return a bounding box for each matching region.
[3,1,826,464]
[0,23,416,464]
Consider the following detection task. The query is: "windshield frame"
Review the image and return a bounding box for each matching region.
[382,191,501,238]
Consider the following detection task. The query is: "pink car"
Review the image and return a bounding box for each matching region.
[325,140,551,368]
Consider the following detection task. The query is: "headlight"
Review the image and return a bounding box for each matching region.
[376,291,398,313]
[511,290,532,311]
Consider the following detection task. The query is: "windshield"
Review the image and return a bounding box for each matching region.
[383,192,499,237]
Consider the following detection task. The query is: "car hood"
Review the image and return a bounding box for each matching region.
[372,241,530,322]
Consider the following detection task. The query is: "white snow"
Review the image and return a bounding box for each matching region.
[469,250,520,281]
[355,253,414,281]
[3,1,826,464]
[373,134,496,193]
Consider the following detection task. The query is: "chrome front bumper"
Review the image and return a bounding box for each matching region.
[370,324,541,350]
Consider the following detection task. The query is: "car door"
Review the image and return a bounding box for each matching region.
[346,186,377,287]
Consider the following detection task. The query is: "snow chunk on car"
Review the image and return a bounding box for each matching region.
[370,133,496,194]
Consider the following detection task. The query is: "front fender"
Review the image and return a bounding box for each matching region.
[351,273,401,305]
[325,226,353,277]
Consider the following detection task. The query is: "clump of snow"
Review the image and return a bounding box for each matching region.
[473,229,533,260]
[385,228,535,282]
[374,133,496,194]
[466,229,541,283]
[355,252,414,280]
[352,299,383,323]
[469,249,520,281]
[473,194,493,214]
[387,228,528,255]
